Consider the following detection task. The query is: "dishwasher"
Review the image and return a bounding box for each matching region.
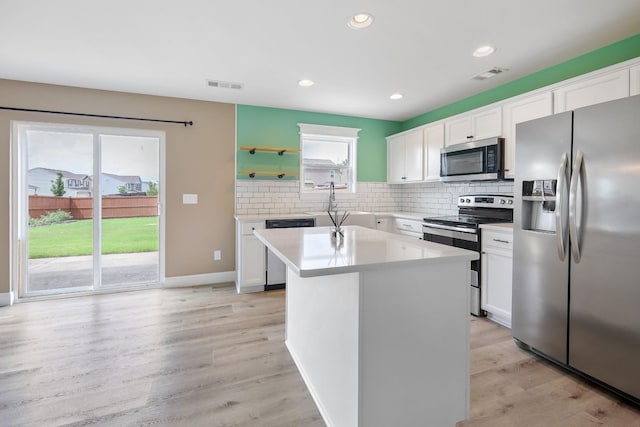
[264,218,315,290]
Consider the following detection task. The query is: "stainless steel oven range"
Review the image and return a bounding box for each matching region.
[423,195,513,316]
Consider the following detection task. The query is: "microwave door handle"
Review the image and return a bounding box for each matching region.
[569,150,583,263]
[555,153,568,260]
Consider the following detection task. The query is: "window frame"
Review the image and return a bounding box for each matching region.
[298,123,360,199]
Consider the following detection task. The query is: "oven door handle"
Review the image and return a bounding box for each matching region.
[422,225,478,242]
[422,222,477,234]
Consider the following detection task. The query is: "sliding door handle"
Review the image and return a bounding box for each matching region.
[555,153,568,260]
[569,150,583,263]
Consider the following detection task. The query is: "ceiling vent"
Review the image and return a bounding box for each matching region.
[207,79,244,90]
[472,67,508,81]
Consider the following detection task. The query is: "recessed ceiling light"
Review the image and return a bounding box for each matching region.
[348,13,374,29]
[298,79,315,87]
[473,45,496,57]
[389,93,403,100]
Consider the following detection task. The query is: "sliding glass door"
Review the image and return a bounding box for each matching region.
[100,134,160,286]
[13,122,164,297]
[23,129,95,293]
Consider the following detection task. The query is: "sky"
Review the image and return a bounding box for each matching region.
[27,130,159,181]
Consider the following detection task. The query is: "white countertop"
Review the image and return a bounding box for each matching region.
[234,213,316,221]
[235,211,427,222]
[479,222,513,232]
[374,211,426,221]
[254,225,478,278]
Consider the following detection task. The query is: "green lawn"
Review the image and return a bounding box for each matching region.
[29,217,159,259]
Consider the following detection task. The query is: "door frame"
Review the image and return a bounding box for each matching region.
[11,120,166,300]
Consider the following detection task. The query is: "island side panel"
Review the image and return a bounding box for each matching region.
[359,261,470,427]
[285,267,360,427]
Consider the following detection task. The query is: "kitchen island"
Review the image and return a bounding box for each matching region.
[254,225,478,427]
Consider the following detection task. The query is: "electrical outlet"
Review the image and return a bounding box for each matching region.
[214,250,221,261]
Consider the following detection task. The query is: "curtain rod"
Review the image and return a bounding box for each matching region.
[0,106,193,126]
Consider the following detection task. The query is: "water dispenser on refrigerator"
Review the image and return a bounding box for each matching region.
[520,179,559,233]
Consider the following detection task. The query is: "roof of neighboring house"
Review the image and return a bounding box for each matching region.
[302,158,338,166]
[29,167,90,181]
[101,173,142,184]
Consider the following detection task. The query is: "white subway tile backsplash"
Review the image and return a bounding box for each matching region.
[235,179,513,216]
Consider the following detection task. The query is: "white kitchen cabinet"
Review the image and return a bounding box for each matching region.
[553,68,629,113]
[481,227,513,328]
[631,65,640,96]
[444,106,502,146]
[387,129,424,183]
[393,217,423,239]
[235,220,265,293]
[502,92,553,179]
[375,216,393,232]
[423,122,444,180]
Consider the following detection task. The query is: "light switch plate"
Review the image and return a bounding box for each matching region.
[183,194,198,204]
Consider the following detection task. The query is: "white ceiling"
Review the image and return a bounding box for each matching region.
[1,1,639,122]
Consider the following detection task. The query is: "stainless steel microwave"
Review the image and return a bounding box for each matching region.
[440,137,504,182]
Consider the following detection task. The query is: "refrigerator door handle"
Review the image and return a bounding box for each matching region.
[569,150,583,263]
[555,152,569,260]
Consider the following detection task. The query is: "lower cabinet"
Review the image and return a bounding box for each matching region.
[235,220,265,293]
[393,217,423,239]
[481,227,513,328]
[375,216,393,232]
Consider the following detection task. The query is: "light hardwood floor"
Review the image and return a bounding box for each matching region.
[0,284,638,426]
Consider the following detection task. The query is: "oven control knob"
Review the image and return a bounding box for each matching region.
[465,198,471,203]
[507,200,513,205]
[499,199,506,204]
[459,198,465,204]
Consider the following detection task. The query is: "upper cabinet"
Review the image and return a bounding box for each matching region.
[423,122,444,181]
[631,65,640,96]
[387,58,639,184]
[387,129,424,183]
[553,69,629,113]
[445,106,502,146]
[502,92,553,179]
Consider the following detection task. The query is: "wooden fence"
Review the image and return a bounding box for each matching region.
[29,195,158,219]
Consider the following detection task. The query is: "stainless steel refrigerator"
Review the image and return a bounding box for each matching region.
[512,94,640,402]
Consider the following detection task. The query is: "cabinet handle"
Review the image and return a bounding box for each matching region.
[466,135,474,139]
[493,238,510,244]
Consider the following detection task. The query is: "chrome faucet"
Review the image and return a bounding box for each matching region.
[328,181,337,212]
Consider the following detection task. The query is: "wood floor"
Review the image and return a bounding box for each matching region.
[0,284,638,427]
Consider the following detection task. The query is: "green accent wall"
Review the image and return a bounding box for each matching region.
[402,33,640,130]
[236,105,402,182]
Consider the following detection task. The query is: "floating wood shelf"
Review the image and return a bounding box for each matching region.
[239,170,299,179]
[240,146,300,156]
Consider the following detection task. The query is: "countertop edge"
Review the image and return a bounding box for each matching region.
[235,211,428,222]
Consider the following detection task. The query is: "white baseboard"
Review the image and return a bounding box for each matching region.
[163,271,235,288]
[236,283,265,293]
[486,310,512,329]
[0,291,15,307]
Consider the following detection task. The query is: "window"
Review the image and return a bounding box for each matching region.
[298,123,360,195]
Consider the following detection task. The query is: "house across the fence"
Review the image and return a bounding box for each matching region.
[28,168,155,197]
